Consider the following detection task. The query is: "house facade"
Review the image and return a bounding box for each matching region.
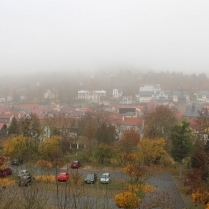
[77,90,106,100]
[139,84,161,93]
[113,88,123,98]
[195,91,209,103]
[172,90,190,103]
[138,84,161,103]
[120,96,132,105]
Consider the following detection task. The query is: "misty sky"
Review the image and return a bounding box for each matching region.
[1,0,209,75]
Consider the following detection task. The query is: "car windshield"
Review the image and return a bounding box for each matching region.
[20,176,29,180]
[102,174,109,178]
[86,174,93,179]
[19,170,27,174]
[59,173,66,176]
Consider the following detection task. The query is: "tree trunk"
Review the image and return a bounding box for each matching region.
[179,162,183,179]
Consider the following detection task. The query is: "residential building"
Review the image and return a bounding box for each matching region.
[194,91,209,103]
[172,90,190,103]
[112,88,123,98]
[44,89,58,100]
[184,102,204,118]
[117,116,143,139]
[120,96,132,105]
[139,84,161,93]
[77,90,106,100]
[138,84,161,103]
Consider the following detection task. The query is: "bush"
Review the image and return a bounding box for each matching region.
[34,175,56,183]
[115,191,141,209]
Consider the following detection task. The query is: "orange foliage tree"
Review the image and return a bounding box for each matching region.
[115,191,140,209]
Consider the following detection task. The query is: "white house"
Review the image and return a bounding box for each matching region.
[194,91,209,103]
[138,84,161,103]
[120,96,132,105]
[44,90,56,99]
[113,88,123,98]
[77,90,106,100]
[139,84,161,93]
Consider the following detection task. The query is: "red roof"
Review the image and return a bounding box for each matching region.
[119,117,143,126]
[0,123,6,129]
[0,113,13,119]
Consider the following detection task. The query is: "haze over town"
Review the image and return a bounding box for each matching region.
[1,0,209,76]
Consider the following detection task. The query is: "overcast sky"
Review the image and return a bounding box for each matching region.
[1,0,209,75]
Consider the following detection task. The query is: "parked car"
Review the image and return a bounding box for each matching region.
[18,169,30,178]
[84,173,97,184]
[11,157,24,166]
[19,176,33,186]
[4,167,12,175]
[100,172,110,184]
[0,168,12,177]
[70,160,81,169]
[57,172,70,181]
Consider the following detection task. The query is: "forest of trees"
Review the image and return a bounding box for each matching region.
[0,70,209,104]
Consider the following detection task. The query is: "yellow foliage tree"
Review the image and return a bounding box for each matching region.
[138,138,166,165]
[36,160,52,168]
[123,163,147,183]
[38,136,63,163]
[115,191,140,209]
[192,190,209,205]
[122,153,137,162]
[2,135,35,158]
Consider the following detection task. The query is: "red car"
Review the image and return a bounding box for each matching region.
[0,167,12,177]
[70,160,81,169]
[57,172,70,181]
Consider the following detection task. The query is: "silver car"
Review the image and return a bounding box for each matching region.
[100,172,110,184]
[18,169,30,178]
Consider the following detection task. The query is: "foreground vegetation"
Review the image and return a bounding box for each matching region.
[1,105,209,208]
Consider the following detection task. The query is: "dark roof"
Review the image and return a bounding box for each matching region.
[197,91,209,96]
[184,102,204,118]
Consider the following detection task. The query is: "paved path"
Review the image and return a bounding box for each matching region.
[140,173,185,209]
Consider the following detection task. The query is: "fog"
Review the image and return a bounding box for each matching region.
[1,0,209,75]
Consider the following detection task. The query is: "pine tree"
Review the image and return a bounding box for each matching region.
[8,116,19,135]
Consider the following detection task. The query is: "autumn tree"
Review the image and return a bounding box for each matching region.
[116,129,140,154]
[115,191,140,209]
[77,113,98,158]
[96,122,116,145]
[144,105,177,144]
[2,135,37,160]
[138,138,167,165]
[190,139,209,181]
[38,136,63,165]
[194,108,209,135]
[19,114,41,142]
[95,143,113,165]
[77,113,97,138]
